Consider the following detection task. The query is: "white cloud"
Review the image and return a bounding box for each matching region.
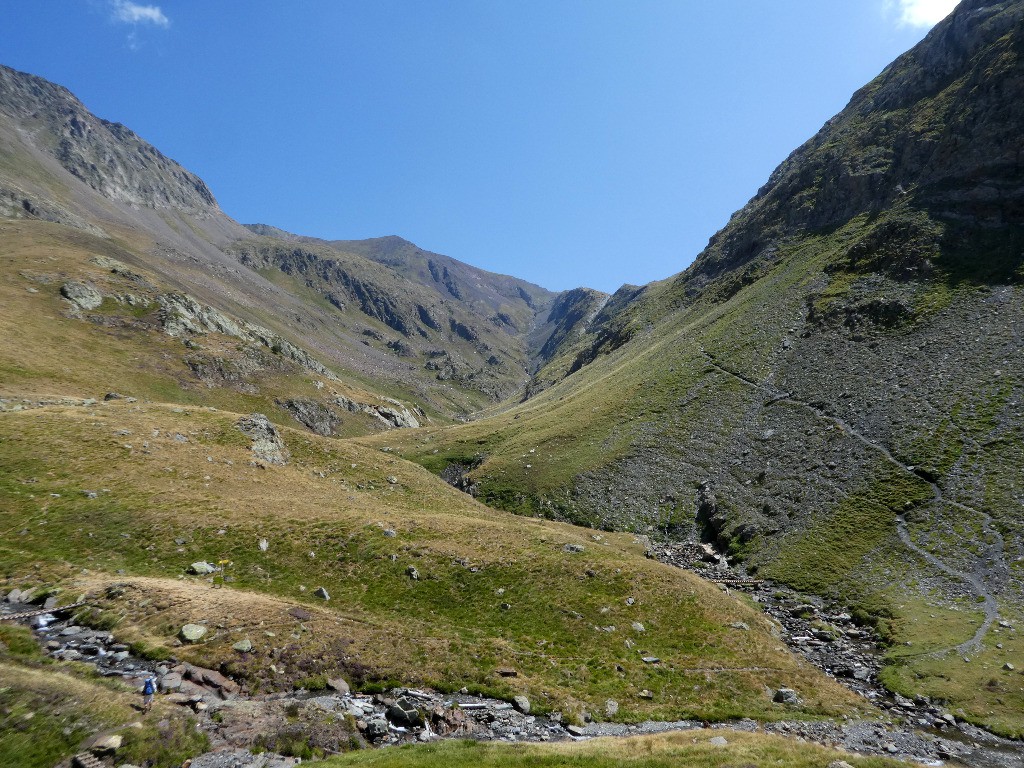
[110,0,170,27]
[889,0,959,27]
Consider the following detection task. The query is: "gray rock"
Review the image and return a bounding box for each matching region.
[365,717,389,739]
[188,561,216,575]
[387,697,423,727]
[512,695,531,714]
[326,677,350,695]
[159,672,182,692]
[179,624,207,643]
[709,736,729,746]
[88,732,123,754]
[232,638,253,653]
[236,413,289,465]
[276,398,341,437]
[827,762,855,768]
[631,622,645,633]
[604,699,619,717]
[406,566,420,580]
[61,281,103,310]
[563,543,585,553]
[313,586,330,600]
[1004,662,1015,671]
[773,687,801,705]
[566,724,586,737]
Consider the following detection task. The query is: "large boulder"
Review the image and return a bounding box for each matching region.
[61,281,103,310]
[236,413,289,465]
[773,687,801,705]
[158,672,183,692]
[387,697,423,727]
[179,624,207,643]
[364,717,389,740]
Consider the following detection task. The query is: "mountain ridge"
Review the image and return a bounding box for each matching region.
[0,61,608,420]
[1,4,1024,763]
[373,0,1024,736]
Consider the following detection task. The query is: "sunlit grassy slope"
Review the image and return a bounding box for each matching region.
[368,206,1024,735]
[0,219,420,435]
[0,400,867,723]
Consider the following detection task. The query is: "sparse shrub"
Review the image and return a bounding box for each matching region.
[296,674,328,691]
[128,640,172,661]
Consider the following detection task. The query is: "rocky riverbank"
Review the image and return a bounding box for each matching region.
[3,568,1023,768]
[646,540,1024,768]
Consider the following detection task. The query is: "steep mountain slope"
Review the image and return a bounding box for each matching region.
[0,55,875,768]
[375,0,1024,735]
[0,64,601,421]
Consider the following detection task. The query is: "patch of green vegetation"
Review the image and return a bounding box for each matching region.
[0,686,90,768]
[317,731,911,768]
[0,625,44,660]
[296,674,329,691]
[0,661,208,768]
[125,640,172,662]
[878,602,1024,738]
[762,462,933,640]
[764,463,930,594]
[117,716,210,768]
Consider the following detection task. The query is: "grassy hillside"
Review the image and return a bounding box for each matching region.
[0,399,867,724]
[0,219,431,435]
[362,2,1024,735]
[371,207,1024,735]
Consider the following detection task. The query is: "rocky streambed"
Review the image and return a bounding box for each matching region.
[648,540,1024,768]
[3,566,1023,768]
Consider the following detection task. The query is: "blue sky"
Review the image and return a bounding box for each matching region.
[3,1,956,293]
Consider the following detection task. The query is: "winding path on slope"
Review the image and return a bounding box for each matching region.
[700,348,1002,656]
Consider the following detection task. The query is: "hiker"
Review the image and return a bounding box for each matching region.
[142,674,157,712]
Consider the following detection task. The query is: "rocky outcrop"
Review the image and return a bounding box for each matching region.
[157,292,337,380]
[0,65,219,213]
[61,281,103,311]
[276,398,341,437]
[679,0,1024,289]
[236,413,289,466]
[332,394,420,429]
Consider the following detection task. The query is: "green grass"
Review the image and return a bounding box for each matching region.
[879,602,1024,738]
[317,731,912,768]
[0,402,866,723]
[0,662,208,768]
[761,463,934,638]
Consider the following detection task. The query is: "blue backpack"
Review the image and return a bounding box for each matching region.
[143,677,156,695]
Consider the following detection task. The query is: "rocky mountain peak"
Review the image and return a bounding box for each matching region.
[683,0,1023,288]
[0,64,219,214]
